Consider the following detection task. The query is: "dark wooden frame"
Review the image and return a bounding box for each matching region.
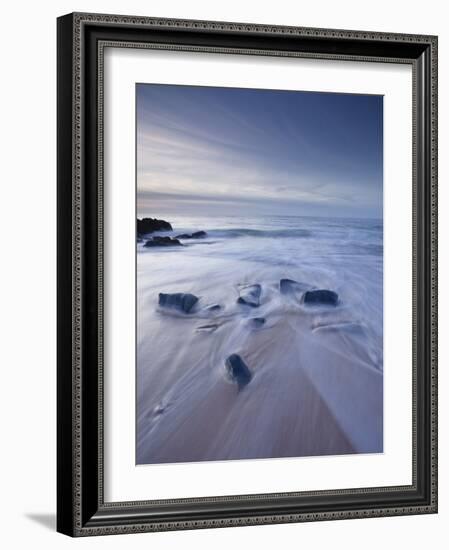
[57,12,438,537]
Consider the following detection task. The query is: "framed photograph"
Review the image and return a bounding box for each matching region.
[57,12,438,536]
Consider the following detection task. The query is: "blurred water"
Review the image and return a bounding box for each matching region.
[138,214,383,364]
[136,214,383,464]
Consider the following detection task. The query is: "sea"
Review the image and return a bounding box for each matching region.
[136,214,383,464]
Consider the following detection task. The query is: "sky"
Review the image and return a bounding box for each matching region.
[136,84,383,219]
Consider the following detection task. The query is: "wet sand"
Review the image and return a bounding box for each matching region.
[136,252,383,464]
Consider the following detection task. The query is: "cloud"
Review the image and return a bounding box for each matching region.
[136,84,383,219]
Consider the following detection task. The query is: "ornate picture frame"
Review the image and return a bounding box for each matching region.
[57,12,438,536]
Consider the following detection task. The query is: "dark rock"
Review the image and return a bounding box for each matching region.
[158,292,199,313]
[225,354,252,389]
[251,317,265,327]
[237,284,262,307]
[303,289,339,306]
[144,236,182,248]
[175,230,207,240]
[206,304,222,312]
[280,278,311,295]
[154,236,181,245]
[137,217,172,234]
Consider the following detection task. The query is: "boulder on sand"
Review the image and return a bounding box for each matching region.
[225,354,252,389]
[303,289,339,306]
[237,284,262,307]
[144,236,182,248]
[137,217,172,234]
[158,292,199,313]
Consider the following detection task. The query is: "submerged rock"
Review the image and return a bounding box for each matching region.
[153,403,167,416]
[144,236,182,248]
[237,284,262,307]
[312,321,365,335]
[158,292,199,313]
[175,230,207,240]
[303,289,339,306]
[137,217,172,234]
[225,354,252,389]
[196,323,220,333]
[279,278,311,295]
[206,304,222,312]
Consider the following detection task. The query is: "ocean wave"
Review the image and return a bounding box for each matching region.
[207,228,311,239]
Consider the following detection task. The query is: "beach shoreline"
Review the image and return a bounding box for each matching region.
[136,215,383,465]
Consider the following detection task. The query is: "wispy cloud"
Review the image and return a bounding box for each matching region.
[137,84,383,218]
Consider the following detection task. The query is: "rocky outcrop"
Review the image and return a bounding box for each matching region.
[137,217,172,234]
[175,231,207,239]
[303,289,339,306]
[237,284,261,307]
[144,236,182,248]
[225,354,252,389]
[158,292,199,313]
